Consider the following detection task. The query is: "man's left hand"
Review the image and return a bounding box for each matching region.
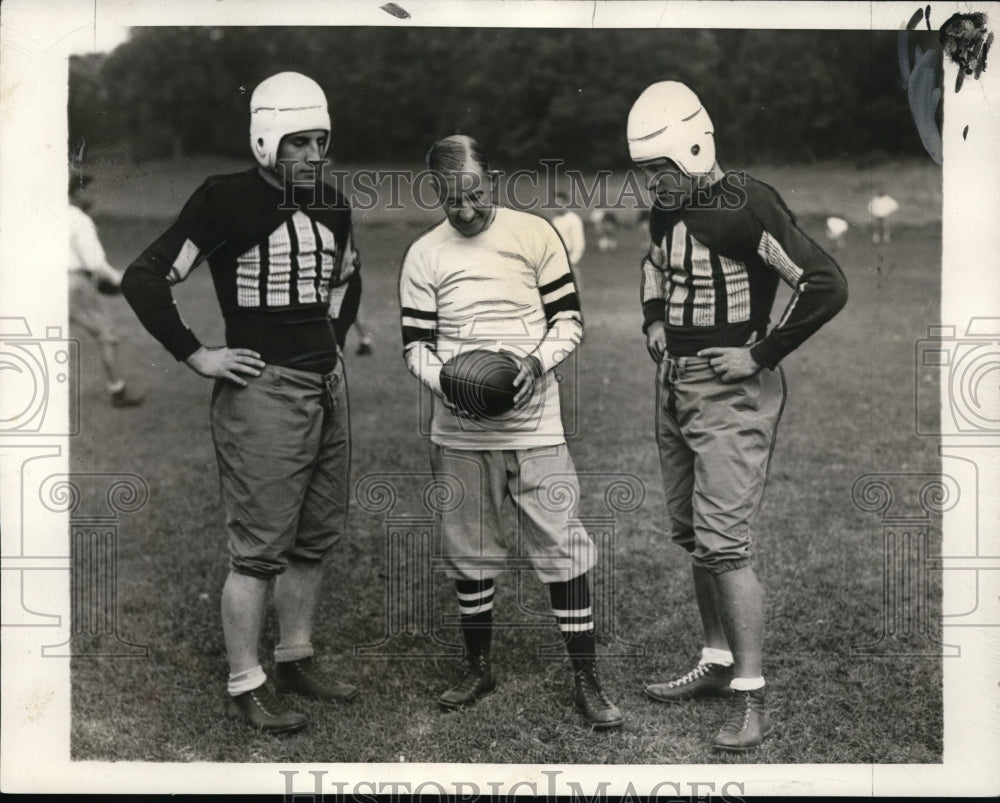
[697,347,762,383]
[503,351,544,410]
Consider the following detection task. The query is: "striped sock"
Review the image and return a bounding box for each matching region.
[456,579,494,656]
[548,573,596,668]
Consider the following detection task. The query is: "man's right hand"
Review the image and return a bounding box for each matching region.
[185,346,265,387]
[645,320,668,363]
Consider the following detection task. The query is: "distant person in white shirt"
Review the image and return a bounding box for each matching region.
[868,187,899,244]
[590,209,619,252]
[551,190,585,271]
[350,302,374,356]
[825,216,849,250]
[68,173,143,407]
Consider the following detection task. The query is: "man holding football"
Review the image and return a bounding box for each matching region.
[628,82,848,750]
[122,72,362,734]
[398,134,624,729]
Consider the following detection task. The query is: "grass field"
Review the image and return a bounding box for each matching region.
[69,161,943,765]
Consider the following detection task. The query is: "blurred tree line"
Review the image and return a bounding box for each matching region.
[70,26,941,169]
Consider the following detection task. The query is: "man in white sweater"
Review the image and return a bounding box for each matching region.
[68,173,143,407]
[399,135,623,730]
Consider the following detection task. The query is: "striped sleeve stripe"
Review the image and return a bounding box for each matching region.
[401,313,437,329]
[168,238,202,284]
[401,306,438,344]
[402,326,436,346]
[641,256,664,303]
[774,285,803,328]
[757,231,804,286]
[539,273,574,295]
[401,306,437,321]
[541,278,576,305]
[543,292,581,320]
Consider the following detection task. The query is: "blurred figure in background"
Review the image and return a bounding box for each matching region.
[67,172,144,408]
[825,216,849,250]
[351,303,375,355]
[551,189,585,275]
[868,187,899,243]
[590,208,619,251]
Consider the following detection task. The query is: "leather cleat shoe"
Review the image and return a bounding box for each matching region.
[228,684,308,734]
[645,662,734,703]
[438,652,495,710]
[574,663,625,730]
[713,688,774,751]
[110,387,144,408]
[274,657,359,701]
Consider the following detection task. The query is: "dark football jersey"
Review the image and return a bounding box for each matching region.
[123,168,360,374]
[640,172,848,368]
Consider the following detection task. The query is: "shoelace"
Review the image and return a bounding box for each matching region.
[667,664,710,688]
[719,690,752,734]
[451,659,488,694]
[250,688,289,717]
[576,670,613,709]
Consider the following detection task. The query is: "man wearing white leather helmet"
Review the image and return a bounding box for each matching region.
[123,71,362,734]
[628,81,848,751]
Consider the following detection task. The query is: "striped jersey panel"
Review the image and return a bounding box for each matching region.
[644,220,759,328]
[234,210,341,308]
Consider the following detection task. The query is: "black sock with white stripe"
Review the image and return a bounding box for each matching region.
[455,579,494,657]
[548,573,596,669]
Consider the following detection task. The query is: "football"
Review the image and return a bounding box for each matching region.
[440,349,519,417]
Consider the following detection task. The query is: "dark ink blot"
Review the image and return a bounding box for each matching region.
[940,12,994,92]
[963,124,969,139]
[907,7,924,30]
[381,2,411,19]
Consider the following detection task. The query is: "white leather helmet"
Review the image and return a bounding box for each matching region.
[627,81,716,175]
[249,72,330,170]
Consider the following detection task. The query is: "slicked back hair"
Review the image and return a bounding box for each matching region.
[425,134,491,175]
